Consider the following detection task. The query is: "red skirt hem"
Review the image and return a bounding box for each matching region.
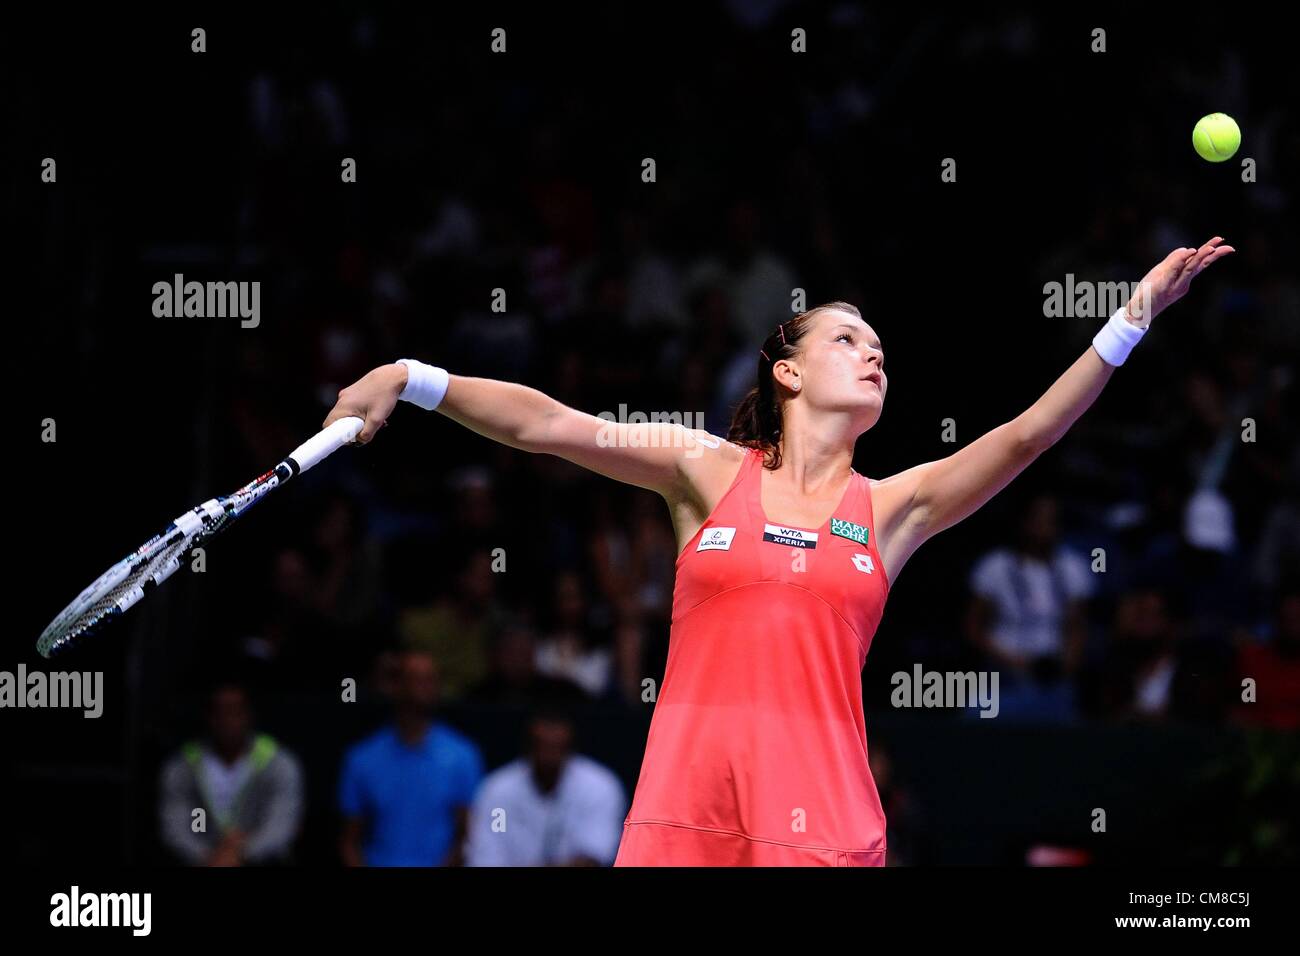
[614,821,886,867]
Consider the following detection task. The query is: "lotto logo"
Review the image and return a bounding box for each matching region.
[851,553,875,574]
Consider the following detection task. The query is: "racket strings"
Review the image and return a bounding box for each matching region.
[36,451,306,658]
[38,533,199,656]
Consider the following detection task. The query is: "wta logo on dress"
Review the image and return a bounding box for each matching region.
[762,524,818,549]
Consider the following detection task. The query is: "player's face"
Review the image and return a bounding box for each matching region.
[796,309,887,425]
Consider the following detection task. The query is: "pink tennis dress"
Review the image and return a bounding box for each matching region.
[614,446,892,866]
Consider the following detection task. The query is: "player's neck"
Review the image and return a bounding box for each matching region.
[775,434,855,494]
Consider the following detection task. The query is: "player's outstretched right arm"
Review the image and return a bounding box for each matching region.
[323,364,722,499]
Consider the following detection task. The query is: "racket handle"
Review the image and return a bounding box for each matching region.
[286,417,364,475]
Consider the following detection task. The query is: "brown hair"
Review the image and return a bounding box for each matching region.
[726,301,862,470]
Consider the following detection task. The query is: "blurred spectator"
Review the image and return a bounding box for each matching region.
[586,487,639,622]
[1088,586,1193,721]
[1139,488,1254,647]
[617,209,688,330]
[965,493,1095,718]
[625,492,678,624]
[238,547,327,689]
[1234,587,1300,731]
[535,569,615,699]
[397,548,510,703]
[466,624,588,708]
[237,491,387,682]
[1251,452,1300,598]
[304,491,385,639]
[338,650,484,866]
[682,283,754,429]
[466,707,626,866]
[159,681,304,866]
[869,743,924,867]
[685,198,796,347]
[446,301,538,381]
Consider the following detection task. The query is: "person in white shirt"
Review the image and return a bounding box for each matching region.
[466,708,626,867]
[965,493,1095,680]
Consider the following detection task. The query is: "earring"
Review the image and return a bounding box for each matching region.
[792,381,800,391]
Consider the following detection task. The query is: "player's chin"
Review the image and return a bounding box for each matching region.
[846,389,883,411]
[830,387,883,416]
[845,397,883,429]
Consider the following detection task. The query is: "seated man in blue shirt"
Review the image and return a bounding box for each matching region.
[338,649,484,866]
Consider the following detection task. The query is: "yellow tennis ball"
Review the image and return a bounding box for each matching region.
[1192,113,1241,162]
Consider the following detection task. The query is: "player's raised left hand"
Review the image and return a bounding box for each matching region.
[1127,236,1235,325]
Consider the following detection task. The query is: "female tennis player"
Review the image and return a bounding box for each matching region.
[324,237,1232,866]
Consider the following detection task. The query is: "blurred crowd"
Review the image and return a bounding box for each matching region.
[88,7,1294,865]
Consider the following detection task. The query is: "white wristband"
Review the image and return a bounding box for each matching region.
[1091,308,1147,367]
[395,359,450,410]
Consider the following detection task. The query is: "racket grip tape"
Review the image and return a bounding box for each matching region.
[285,417,364,475]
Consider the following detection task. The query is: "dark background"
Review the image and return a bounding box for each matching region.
[6,3,1298,865]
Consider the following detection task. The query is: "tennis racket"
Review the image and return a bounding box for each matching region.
[36,416,365,658]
